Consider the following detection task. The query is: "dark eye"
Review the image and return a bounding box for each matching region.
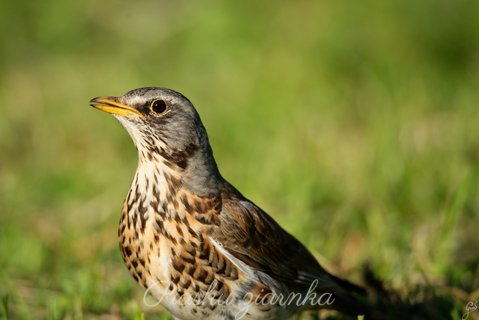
[150,99,167,115]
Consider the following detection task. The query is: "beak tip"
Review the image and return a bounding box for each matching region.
[89,97,100,103]
[89,96,115,108]
[89,97,100,107]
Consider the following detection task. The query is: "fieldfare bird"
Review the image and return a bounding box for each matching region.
[90,88,374,320]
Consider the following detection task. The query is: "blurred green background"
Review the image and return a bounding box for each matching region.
[1,0,478,319]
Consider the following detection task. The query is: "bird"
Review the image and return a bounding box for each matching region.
[89,87,375,320]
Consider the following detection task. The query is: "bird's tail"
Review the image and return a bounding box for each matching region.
[325,271,387,319]
[322,265,458,320]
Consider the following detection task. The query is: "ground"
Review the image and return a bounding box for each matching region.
[0,1,478,319]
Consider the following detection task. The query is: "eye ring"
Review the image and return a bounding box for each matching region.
[150,99,168,115]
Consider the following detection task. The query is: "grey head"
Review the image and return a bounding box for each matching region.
[90,87,223,195]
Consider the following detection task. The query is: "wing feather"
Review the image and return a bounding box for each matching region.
[210,185,340,293]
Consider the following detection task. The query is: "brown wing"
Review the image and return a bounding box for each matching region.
[210,184,341,293]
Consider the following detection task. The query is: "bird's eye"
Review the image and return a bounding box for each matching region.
[150,99,168,115]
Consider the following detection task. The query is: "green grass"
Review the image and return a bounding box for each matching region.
[1,0,478,319]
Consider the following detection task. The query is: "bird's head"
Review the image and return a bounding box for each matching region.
[90,88,221,193]
[90,87,205,156]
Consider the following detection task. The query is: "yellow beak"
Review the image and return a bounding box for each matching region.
[89,96,144,118]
